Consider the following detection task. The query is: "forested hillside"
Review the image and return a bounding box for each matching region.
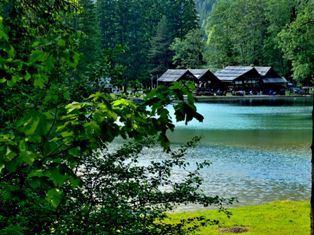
[96,0,200,87]
[198,0,313,84]
[68,0,314,86]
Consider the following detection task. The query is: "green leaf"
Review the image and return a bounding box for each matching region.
[61,131,74,138]
[31,40,41,47]
[46,188,63,208]
[28,169,44,178]
[7,79,15,87]
[57,38,66,47]
[0,163,5,173]
[28,178,43,189]
[84,121,101,136]
[0,19,8,41]
[28,50,47,65]
[65,102,82,113]
[3,45,15,58]
[194,112,204,122]
[24,72,31,81]
[5,146,17,161]
[71,52,80,68]
[33,74,48,88]
[46,55,55,71]
[26,135,42,143]
[46,168,68,187]
[12,75,21,84]
[18,112,49,136]
[112,99,130,107]
[21,114,41,136]
[69,147,81,156]
[69,176,81,187]
[18,140,27,152]
[20,151,36,165]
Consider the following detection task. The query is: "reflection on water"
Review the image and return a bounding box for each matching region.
[165,101,312,208]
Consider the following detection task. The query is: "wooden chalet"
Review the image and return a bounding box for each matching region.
[189,69,221,95]
[157,66,287,95]
[157,69,197,85]
[254,66,287,95]
[190,69,220,89]
[214,66,261,92]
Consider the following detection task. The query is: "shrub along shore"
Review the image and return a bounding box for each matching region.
[168,200,310,235]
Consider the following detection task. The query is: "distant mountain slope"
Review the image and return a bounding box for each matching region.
[195,0,217,26]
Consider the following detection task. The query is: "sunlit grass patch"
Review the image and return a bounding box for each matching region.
[167,200,310,234]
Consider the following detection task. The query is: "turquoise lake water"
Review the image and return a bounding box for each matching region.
[164,99,312,208]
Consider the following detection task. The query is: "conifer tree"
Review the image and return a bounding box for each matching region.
[96,0,200,84]
[77,0,102,75]
[149,15,174,76]
[182,0,200,36]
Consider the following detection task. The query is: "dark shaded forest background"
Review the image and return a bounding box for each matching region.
[75,0,313,89]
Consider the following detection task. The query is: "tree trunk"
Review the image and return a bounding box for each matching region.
[311,93,314,235]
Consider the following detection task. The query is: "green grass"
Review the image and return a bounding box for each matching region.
[167,200,310,234]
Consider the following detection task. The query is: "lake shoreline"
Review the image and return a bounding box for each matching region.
[194,95,313,104]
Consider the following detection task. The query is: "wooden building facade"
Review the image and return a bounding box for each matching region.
[189,69,221,95]
[157,66,287,95]
[214,66,261,93]
[255,67,287,95]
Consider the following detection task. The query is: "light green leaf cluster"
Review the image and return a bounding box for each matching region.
[278,1,314,83]
[171,29,206,69]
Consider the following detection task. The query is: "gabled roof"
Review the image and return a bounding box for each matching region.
[157,69,197,82]
[254,66,272,76]
[254,66,287,84]
[189,69,220,82]
[189,69,209,79]
[214,66,258,81]
[254,66,283,79]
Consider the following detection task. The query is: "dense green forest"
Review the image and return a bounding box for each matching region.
[65,0,314,86]
[95,0,312,85]
[95,0,200,87]
[204,0,314,84]
[0,0,313,234]
[81,0,313,86]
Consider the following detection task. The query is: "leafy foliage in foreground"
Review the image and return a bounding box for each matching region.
[52,138,228,234]
[0,1,229,234]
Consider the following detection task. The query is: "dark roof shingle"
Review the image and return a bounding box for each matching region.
[158,69,196,82]
[214,66,255,81]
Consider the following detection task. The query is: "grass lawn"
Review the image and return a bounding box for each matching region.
[167,200,310,234]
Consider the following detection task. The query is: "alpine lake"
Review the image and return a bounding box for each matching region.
[143,96,312,209]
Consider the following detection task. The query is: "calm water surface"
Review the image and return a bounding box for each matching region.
[165,100,312,208]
